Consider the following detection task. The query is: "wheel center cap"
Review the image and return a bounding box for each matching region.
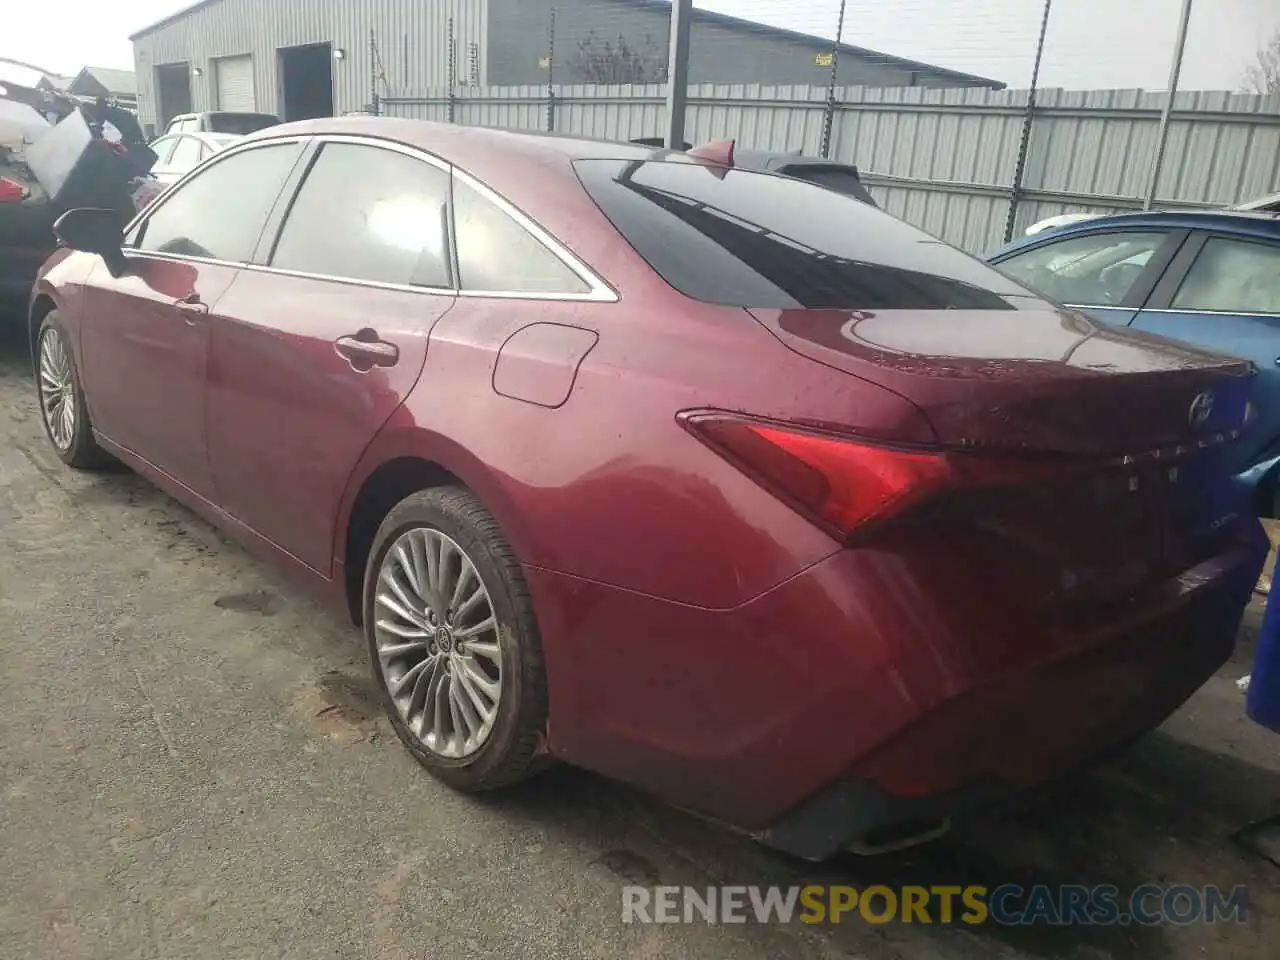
[435,626,453,654]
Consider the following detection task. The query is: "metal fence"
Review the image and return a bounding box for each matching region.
[380,82,1280,253]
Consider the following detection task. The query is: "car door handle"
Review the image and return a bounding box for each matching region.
[335,331,399,371]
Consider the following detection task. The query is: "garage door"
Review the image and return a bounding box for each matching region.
[214,56,256,111]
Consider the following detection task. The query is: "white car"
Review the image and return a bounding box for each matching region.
[1025,192,1280,237]
[147,131,242,186]
[1024,213,1098,236]
[1236,192,1280,213]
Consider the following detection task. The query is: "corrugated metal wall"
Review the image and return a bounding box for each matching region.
[382,83,1280,253]
[132,0,487,127]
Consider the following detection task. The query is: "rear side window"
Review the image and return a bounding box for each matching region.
[1172,237,1280,315]
[138,142,304,261]
[270,143,452,288]
[452,178,589,295]
[574,159,1033,310]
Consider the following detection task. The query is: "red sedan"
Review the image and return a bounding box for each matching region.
[29,119,1265,859]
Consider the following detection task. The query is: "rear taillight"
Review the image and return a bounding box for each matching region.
[680,412,956,540]
[0,176,28,203]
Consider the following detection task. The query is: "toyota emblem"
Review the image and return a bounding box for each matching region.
[1188,391,1214,429]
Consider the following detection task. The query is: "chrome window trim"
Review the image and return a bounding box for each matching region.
[1136,307,1280,319]
[123,135,313,245]
[121,250,614,303]
[303,133,617,302]
[1062,303,1135,312]
[125,131,618,302]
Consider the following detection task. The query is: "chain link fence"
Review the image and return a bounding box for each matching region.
[373,0,1280,252]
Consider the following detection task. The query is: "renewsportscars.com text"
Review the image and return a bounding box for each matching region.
[621,884,1249,927]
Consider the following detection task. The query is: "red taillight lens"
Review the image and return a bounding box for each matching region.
[681,412,955,540]
[0,176,28,203]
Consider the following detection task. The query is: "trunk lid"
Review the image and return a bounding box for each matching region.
[749,306,1254,455]
[747,305,1257,626]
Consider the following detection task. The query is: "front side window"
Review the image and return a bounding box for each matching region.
[1172,237,1280,315]
[575,159,1035,310]
[452,178,589,294]
[137,142,303,261]
[270,143,452,288]
[996,232,1169,307]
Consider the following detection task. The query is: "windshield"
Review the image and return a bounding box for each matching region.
[203,134,242,151]
[574,159,1044,311]
[207,113,278,135]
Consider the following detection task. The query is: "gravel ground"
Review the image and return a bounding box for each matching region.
[0,317,1277,960]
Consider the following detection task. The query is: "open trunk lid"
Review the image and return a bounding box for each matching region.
[750,306,1254,456]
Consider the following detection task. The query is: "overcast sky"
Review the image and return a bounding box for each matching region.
[3,0,1279,90]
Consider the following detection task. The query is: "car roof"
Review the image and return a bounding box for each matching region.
[248,116,685,167]
[994,208,1280,257]
[236,118,710,289]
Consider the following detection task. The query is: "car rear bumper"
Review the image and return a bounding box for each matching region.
[528,518,1265,860]
[758,558,1252,858]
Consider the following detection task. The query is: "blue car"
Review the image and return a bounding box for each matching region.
[989,210,1280,510]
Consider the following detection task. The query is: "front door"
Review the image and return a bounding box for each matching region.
[79,256,234,498]
[77,138,309,496]
[206,139,457,573]
[992,229,1185,329]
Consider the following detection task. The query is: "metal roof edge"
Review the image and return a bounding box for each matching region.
[129,0,226,41]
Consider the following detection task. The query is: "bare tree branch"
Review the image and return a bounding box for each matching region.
[1241,30,1280,95]
[569,31,668,84]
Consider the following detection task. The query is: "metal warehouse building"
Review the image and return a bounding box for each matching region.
[130,0,1002,133]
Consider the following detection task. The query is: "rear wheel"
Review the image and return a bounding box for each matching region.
[363,487,548,791]
[36,312,107,469]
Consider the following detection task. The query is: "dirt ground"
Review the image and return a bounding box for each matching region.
[0,318,1277,960]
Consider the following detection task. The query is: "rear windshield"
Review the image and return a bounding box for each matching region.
[207,113,278,135]
[777,165,876,206]
[574,159,1041,310]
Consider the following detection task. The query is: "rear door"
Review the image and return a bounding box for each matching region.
[206,137,456,573]
[1131,232,1280,470]
[992,229,1187,327]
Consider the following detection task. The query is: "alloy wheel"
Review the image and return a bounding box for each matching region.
[39,327,77,451]
[372,528,504,759]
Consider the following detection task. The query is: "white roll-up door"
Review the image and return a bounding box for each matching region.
[214,56,256,111]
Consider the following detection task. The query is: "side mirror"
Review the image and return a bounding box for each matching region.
[52,207,127,277]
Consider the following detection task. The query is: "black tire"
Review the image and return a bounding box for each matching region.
[35,311,108,470]
[362,486,548,791]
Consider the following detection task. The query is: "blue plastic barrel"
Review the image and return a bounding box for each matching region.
[1248,548,1280,733]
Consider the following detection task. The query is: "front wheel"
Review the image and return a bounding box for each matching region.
[36,312,107,470]
[363,486,549,791]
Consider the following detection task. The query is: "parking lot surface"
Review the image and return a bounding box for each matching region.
[0,319,1277,960]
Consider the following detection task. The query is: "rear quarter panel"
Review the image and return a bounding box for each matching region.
[338,274,931,611]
